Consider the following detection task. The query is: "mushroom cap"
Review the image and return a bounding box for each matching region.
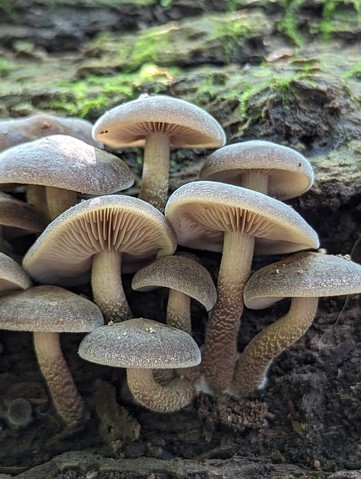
[78,317,201,369]
[23,195,177,286]
[0,285,104,332]
[0,113,101,150]
[165,181,319,255]
[132,254,217,311]
[0,252,32,295]
[0,135,134,194]
[0,192,48,233]
[199,140,314,199]
[244,251,361,309]
[92,94,226,149]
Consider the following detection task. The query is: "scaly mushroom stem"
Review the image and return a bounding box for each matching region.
[45,186,78,220]
[201,231,255,393]
[167,289,192,333]
[241,171,269,194]
[139,133,170,211]
[91,250,132,323]
[231,296,319,397]
[33,331,86,426]
[127,367,196,412]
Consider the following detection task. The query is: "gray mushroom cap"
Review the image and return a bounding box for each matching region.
[0,285,104,332]
[0,252,32,295]
[0,135,134,194]
[132,255,217,311]
[92,94,226,148]
[165,181,319,255]
[22,194,176,286]
[78,317,201,369]
[199,140,314,199]
[244,251,361,309]
[0,114,102,150]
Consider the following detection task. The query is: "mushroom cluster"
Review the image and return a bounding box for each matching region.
[0,95,360,428]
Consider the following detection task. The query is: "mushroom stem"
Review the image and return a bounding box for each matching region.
[167,289,192,333]
[33,331,86,426]
[139,133,170,211]
[45,186,78,220]
[27,185,50,219]
[201,231,255,393]
[230,296,319,397]
[127,367,196,412]
[241,171,269,194]
[91,250,132,323]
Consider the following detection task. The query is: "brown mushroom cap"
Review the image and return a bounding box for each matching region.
[22,194,176,286]
[165,181,319,255]
[244,251,361,309]
[0,135,134,195]
[199,140,314,199]
[0,192,48,234]
[0,285,104,332]
[92,94,226,149]
[0,252,32,295]
[132,254,217,311]
[78,317,200,369]
[0,114,101,151]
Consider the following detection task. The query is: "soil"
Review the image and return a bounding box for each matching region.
[0,1,361,478]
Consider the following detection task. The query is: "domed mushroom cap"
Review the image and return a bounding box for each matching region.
[165,181,319,255]
[244,251,361,309]
[132,254,217,311]
[92,94,226,148]
[23,195,176,285]
[0,252,32,295]
[0,285,104,332]
[78,317,201,369]
[0,135,134,194]
[0,114,101,150]
[0,192,48,233]
[199,140,314,199]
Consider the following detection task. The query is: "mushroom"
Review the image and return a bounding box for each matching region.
[199,140,314,198]
[0,113,102,151]
[0,252,32,295]
[0,192,48,258]
[0,135,134,219]
[23,195,176,323]
[78,317,201,413]
[165,181,319,393]
[92,94,226,211]
[0,285,104,426]
[231,251,361,397]
[131,253,217,333]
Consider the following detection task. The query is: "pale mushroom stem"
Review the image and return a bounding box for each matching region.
[27,185,50,219]
[91,250,132,323]
[231,296,319,397]
[45,186,78,220]
[167,289,192,334]
[33,331,86,426]
[127,367,196,412]
[139,133,170,211]
[241,171,269,194]
[201,231,255,393]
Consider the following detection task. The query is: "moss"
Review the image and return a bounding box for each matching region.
[277,0,306,47]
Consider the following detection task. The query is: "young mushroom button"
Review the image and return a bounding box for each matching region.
[92,94,226,211]
[165,181,319,393]
[231,251,361,397]
[0,285,104,427]
[0,135,134,220]
[199,140,314,198]
[22,195,176,323]
[78,318,201,413]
